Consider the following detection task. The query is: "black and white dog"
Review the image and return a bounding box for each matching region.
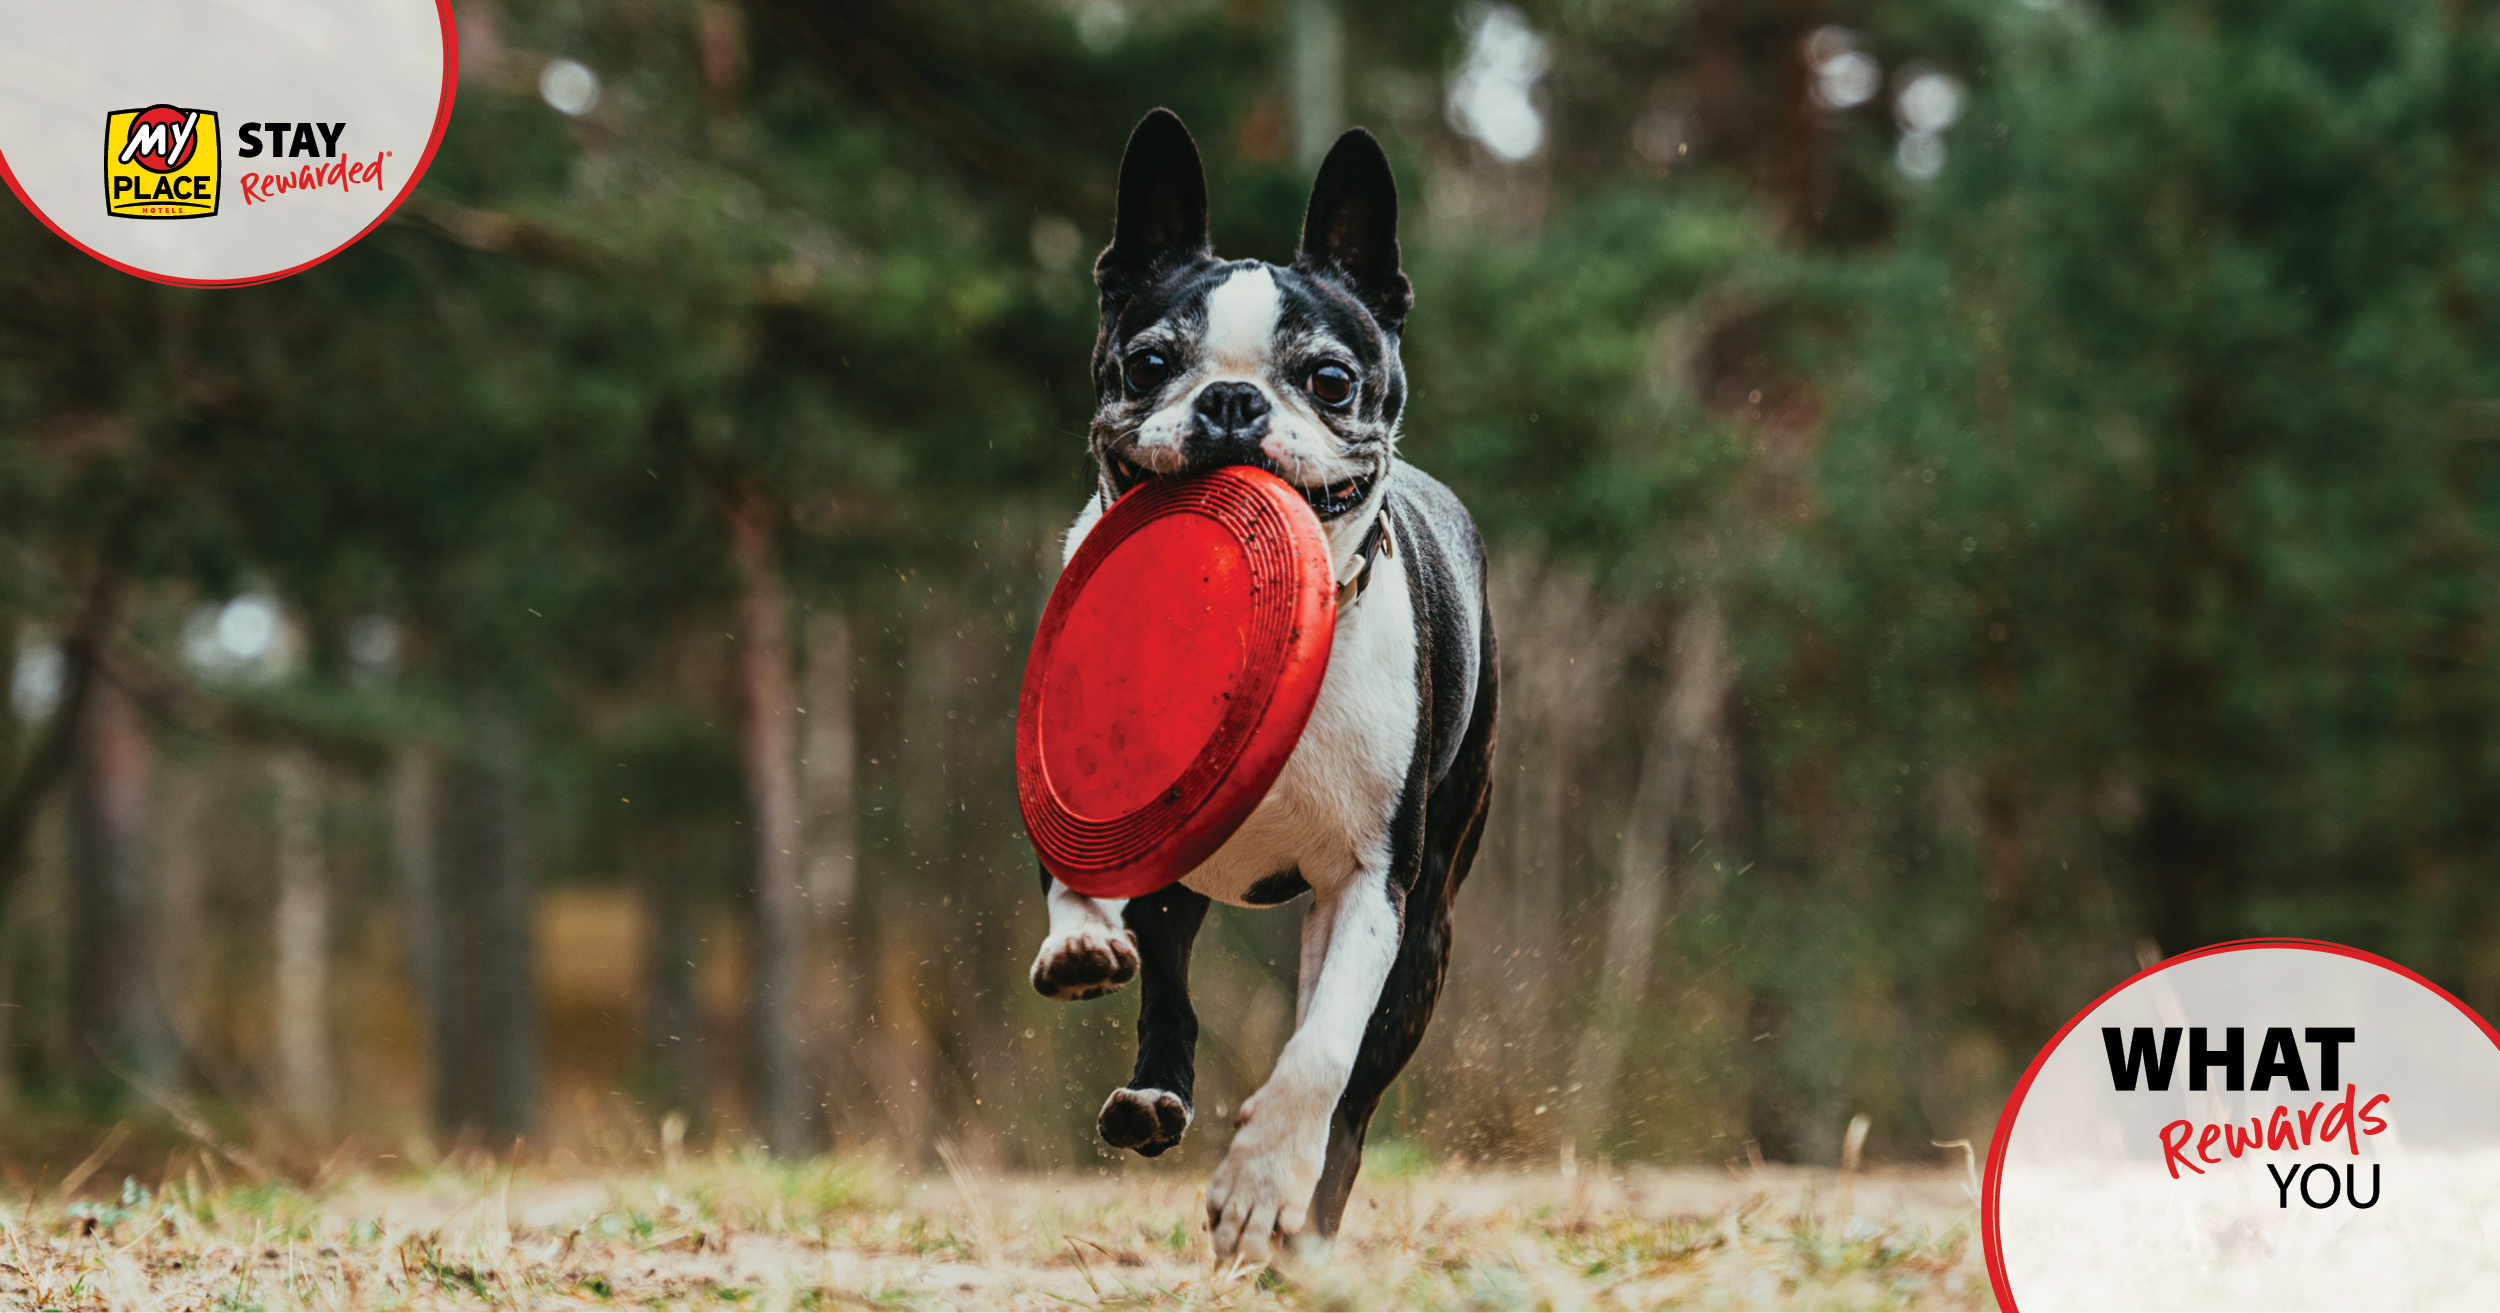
[1029,109,1499,1265]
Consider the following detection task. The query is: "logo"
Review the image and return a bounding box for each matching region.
[1983,940,2500,1310]
[3,0,453,283]
[105,104,220,219]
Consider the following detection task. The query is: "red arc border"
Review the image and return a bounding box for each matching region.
[0,0,458,288]
[1982,937,2500,1311]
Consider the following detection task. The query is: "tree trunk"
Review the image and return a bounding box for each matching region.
[801,611,857,1141]
[802,612,857,916]
[67,656,174,1097]
[726,481,817,1155]
[389,746,448,1123]
[1290,0,1344,169]
[1776,0,1825,236]
[432,733,537,1140]
[491,755,537,1138]
[271,747,332,1129]
[1566,600,1726,1151]
[634,822,705,1123]
[1,624,93,922]
[2140,379,2242,954]
[0,624,17,800]
[154,763,207,1064]
[1443,557,1625,1145]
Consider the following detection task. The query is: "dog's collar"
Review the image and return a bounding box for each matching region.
[1335,510,1392,610]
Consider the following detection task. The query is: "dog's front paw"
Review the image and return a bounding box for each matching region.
[1030,923,1139,1000]
[1099,1087,1191,1156]
[1204,1094,1328,1268]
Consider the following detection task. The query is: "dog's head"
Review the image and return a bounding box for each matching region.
[1086,109,1412,525]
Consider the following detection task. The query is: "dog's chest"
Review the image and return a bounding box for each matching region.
[1182,558,1420,907]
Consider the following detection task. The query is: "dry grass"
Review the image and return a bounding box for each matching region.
[0,1147,1994,1310]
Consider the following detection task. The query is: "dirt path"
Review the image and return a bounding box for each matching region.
[0,1156,1994,1309]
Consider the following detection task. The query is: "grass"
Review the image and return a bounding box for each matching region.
[0,1148,1994,1310]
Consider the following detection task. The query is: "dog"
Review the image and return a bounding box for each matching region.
[1028,108,1499,1266]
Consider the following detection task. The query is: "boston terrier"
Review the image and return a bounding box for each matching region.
[1028,109,1499,1265]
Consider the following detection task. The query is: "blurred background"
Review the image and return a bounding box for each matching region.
[4,0,2498,1182]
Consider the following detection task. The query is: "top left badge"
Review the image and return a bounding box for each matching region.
[0,0,455,286]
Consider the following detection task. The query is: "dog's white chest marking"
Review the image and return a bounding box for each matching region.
[1060,494,1416,909]
[1184,540,1416,907]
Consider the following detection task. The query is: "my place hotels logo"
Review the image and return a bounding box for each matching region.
[2105,1023,2392,1208]
[5,1,453,286]
[105,104,219,218]
[105,110,397,221]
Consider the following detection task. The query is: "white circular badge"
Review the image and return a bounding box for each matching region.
[1986,939,2500,1310]
[0,0,454,286]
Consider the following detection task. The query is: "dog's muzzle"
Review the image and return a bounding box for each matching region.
[1107,446,1377,521]
[1105,382,1376,518]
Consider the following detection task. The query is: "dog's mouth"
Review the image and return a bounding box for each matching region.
[1108,450,1375,519]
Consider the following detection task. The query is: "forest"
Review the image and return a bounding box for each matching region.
[4,0,2498,1193]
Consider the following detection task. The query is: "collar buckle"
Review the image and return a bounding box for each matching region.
[1335,511,1392,611]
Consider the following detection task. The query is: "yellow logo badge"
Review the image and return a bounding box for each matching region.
[105,105,220,219]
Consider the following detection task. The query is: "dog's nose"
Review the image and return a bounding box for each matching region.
[1191,381,1270,439]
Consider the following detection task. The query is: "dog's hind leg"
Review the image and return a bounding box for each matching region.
[1098,883,1211,1156]
[1030,874,1138,1000]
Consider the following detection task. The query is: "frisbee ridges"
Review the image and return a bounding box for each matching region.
[1015,468,1336,896]
[1023,479,1295,861]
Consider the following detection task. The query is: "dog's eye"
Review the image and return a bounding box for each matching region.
[1307,363,1355,408]
[1123,351,1172,395]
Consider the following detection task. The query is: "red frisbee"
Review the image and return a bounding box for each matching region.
[1017,467,1337,899]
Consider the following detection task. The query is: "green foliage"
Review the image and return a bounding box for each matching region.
[1406,181,1768,573]
[1718,0,2500,1147]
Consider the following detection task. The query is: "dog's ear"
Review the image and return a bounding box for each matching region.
[1095,109,1210,305]
[1296,127,1411,335]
